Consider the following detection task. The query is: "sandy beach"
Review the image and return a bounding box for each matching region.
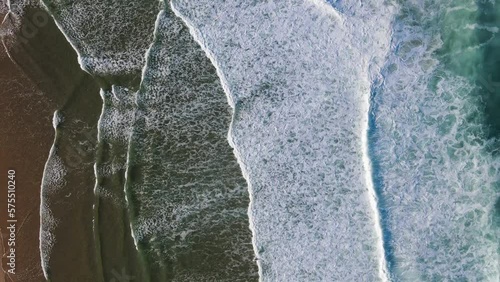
[1,5,101,281]
[0,17,52,282]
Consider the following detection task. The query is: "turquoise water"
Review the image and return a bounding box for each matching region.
[371,0,500,280]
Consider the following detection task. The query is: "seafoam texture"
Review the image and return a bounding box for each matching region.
[124,8,258,280]
[40,0,161,76]
[371,0,500,280]
[171,0,395,280]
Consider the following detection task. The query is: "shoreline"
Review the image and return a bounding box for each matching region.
[0,5,102,281]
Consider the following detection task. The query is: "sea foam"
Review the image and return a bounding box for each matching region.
[40,0,160,76]
[171,0,395,280]
[371,1,500,280]
[122,7,258,280]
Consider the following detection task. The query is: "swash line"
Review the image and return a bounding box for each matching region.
[90,90,107,282]
[39,110,60,281]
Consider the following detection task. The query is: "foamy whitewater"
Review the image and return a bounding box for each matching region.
[172,0,395,280]
[35,0,500,281]
[371,1,500,280]
[40,0,160,75]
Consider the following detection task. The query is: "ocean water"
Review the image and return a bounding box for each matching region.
[124,8,257,280]
[371,0,500,280]
[171,0,395,280]
[39,1,258,280]
[40,111,65,279]
[31,0,500,281]
[94,86,146,281]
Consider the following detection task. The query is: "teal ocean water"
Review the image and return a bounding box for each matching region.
[32,0,500,280]
[370,1,500,280]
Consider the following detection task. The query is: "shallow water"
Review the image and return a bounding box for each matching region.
[124,9,257,280]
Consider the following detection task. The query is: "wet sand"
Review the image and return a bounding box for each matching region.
[1,4,149,281]
[0,47,49,282]
[0,8,56,282]
[0,5,101,281]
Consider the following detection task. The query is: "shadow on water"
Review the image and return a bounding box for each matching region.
[368,83,397,280]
